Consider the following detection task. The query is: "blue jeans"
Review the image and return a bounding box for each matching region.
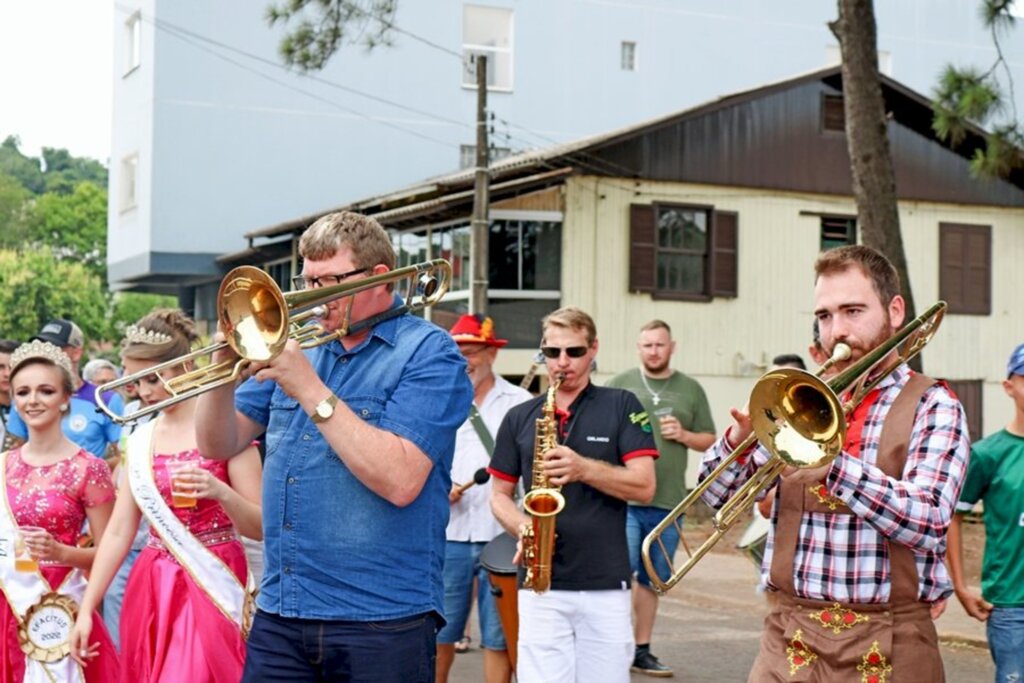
[241,609,439,682]
[437,541,507,650]
[626,506,680,589]
[988,606,1024,683]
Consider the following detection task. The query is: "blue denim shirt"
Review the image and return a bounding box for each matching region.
[235,303,472,621]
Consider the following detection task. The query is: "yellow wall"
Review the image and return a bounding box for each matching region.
[530,175,1024,440]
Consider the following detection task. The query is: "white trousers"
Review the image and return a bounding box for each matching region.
[516,588,633,683]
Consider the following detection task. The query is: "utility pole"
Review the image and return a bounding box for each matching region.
[470,54,490,315]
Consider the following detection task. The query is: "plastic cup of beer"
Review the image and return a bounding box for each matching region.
[167,462,198,508]
[15,526,45,572]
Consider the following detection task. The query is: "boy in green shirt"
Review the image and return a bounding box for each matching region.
[948,342,1024,683]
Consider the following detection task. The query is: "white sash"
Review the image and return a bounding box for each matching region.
[0,450,86,683]
[126,422,252,634]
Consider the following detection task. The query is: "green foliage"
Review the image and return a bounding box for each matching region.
[0,248,108,343]
[40,147,108,195]
[108,292,179,339]
[0,137,44,194]
[0,173,31,250]
[28,182,109,281]
[932,0,1023,178]
[266,0,396,71]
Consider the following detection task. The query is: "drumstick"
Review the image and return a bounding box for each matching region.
[455,468,491,494]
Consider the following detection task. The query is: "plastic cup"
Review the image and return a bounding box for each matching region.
[15,526,45,572]
[167,462,198,508]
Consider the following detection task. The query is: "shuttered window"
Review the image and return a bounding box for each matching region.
[945,379,982,442]
[822,94,845,133]
[629,203,738,300]
[939,223,991,315]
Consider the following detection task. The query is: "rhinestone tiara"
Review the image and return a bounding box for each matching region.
[10,340,73,376]
[124,324,174,347]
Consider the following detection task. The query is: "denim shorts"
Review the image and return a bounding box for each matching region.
[626,506,680,589]
[987,605,1024,682]
[437,540,507,650]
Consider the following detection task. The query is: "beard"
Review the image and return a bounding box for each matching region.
[832,313,893,370]
[642,357,670,375]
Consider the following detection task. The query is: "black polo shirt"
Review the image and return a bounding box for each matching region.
[489,383,658,591]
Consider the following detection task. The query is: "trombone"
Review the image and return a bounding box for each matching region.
[97,259,452,424]
[641,300,947,594]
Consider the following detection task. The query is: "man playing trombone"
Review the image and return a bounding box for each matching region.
[195,211,473,682]
[700,245,969,681]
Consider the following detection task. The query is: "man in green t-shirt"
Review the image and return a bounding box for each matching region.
[606,319,715,678]
[947,342,1024,682]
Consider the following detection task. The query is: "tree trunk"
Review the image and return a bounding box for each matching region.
[829,0,921,370]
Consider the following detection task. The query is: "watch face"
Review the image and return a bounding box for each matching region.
[317,402,332,418]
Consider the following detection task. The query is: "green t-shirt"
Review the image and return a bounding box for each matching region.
[605,368,716,510]
[957,428,1024,606]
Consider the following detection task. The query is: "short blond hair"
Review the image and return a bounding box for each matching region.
[542,307,597,346]
[299,211,396,270]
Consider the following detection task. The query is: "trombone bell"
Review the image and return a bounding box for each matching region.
[749,369,845,469]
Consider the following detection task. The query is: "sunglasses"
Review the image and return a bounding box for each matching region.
[540,346,588,359]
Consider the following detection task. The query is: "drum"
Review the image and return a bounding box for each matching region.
[480,532,519,671]
[736,509,770,570]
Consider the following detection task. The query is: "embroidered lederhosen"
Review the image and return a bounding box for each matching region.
[748,374,944,683]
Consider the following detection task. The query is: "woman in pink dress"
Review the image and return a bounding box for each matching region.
[1,341,119,682]
[70,310,262,682]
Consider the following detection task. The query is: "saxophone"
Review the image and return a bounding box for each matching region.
[521,373,566,593]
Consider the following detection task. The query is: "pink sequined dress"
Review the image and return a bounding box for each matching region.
[1,447,119,683]
[119,450,248,683]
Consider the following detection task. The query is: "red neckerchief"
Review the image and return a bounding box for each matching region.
[843,387,884,459]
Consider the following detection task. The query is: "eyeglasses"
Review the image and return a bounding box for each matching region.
[291,268,370,291]
[540,346,588,359]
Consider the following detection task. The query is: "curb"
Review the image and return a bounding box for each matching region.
[938,632,989,652]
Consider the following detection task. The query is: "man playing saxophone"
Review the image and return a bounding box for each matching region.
[700,245,970,681]
[489,307,657,683]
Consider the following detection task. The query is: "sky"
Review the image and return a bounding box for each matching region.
[0,1,113,165]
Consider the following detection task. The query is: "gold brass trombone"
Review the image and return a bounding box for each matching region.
[97,259,452,424]
[640,301,947,594]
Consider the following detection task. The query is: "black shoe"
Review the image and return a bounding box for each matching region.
[630,650,674,677]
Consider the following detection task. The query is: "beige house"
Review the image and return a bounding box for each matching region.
[234,66,1024,441]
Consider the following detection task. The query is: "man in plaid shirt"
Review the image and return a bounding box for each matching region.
[700,245,969,681]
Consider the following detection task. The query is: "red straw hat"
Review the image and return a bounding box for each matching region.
[449,314,508,347]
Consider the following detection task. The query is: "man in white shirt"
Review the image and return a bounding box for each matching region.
[437,314,532,683]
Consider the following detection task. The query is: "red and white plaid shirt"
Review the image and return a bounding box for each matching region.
[700,364,970,603]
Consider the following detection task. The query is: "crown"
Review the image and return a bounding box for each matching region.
[124,324,174,347]
[10,340,73,376]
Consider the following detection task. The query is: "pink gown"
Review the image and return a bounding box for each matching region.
[119,450,248,683]
[1,447,120,683]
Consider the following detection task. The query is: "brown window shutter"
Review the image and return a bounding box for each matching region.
[939,223,991,315]
[822,94,845,132]
[629,204,656,293]
[711,210,738,297]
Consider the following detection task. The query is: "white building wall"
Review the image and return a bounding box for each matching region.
[108,0,1024,289]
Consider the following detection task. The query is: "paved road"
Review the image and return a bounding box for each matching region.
[447,550,995,682]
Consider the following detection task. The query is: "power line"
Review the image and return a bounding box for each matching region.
[114,4,471,133]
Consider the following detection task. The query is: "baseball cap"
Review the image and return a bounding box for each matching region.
[449,314,508,348]
[33,319,85,348]
[1008,343,1024,378]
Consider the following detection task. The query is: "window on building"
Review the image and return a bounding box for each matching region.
[392,212,562,346]
[629,203,738,301]
[945,379,982,441]
[621,41,637,71]
[462,5,513,90]
[939,222,991,315]
[265,259,293,293]
[125,12,141,75]
[459,144,513,170]
[822,94,845,133]
[120,154,138,212]
[821,215,856,251]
